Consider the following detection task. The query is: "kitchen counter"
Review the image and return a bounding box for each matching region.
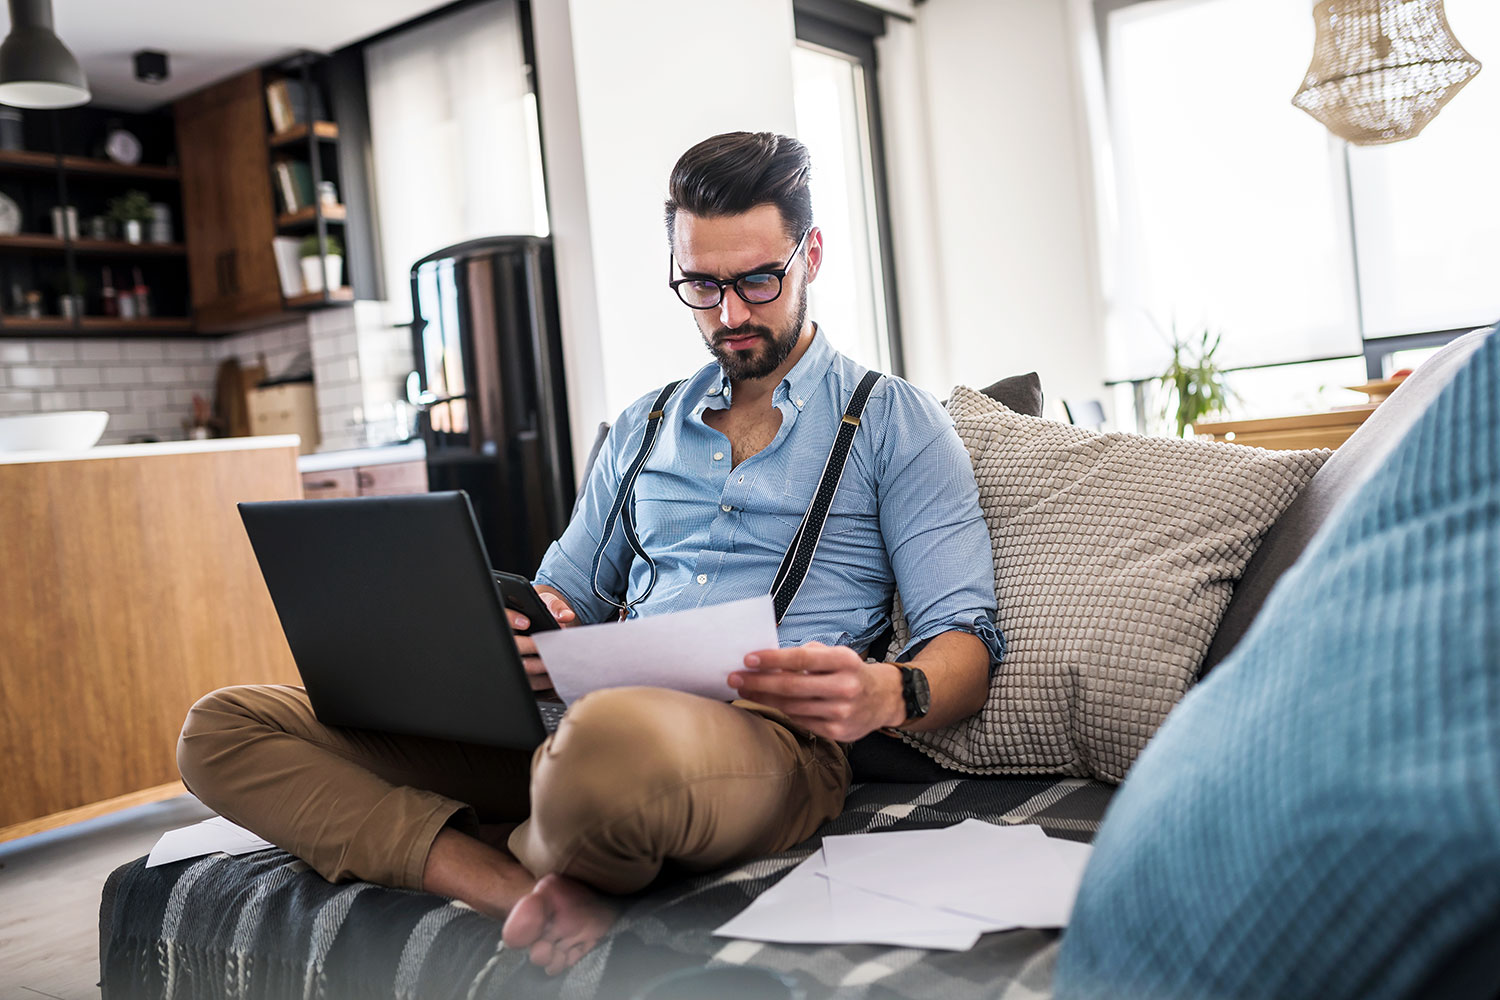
[0,434,303,465]
[297,439,425,473]
[0,434,303,841]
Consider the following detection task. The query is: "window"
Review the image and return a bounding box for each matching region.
[364,0,548,327]
[1096,0,1498,429]
[792,0,903,375]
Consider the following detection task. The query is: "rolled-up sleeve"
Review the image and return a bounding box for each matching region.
[873,387,1004,668]
[533,406,644,625]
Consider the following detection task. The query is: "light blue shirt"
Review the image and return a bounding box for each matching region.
[535,327,1004,664]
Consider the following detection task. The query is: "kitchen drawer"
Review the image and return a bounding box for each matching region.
[354,460,428,496]
[301,466,358,499]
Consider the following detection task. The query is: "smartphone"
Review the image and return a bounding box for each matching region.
[492,571,561,632]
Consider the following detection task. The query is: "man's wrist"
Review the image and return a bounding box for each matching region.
[882,662,910,729]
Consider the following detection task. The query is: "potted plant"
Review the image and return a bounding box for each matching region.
[107,189,152,244]
[298,233,343,295]
[1158,326,1234,437]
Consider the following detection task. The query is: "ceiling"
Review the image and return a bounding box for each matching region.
[6,0,453,112]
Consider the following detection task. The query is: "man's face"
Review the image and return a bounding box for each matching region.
[671,204,820,381]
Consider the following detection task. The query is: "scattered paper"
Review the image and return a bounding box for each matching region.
[146,815,274,868]
[715,820,1093,950]
[531,595,779,705]
[713,853,982,951]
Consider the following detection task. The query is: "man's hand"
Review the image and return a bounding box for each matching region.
[727,641,905,743]
[507,587,578,692]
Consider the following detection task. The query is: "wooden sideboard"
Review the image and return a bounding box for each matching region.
[1192,405,1379,451]
[0,438,304,841]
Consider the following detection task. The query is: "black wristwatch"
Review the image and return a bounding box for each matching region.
[894,664,931,723]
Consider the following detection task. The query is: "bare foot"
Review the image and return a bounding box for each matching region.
[501,873,619,976]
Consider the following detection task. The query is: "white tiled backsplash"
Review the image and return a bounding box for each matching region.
[0,319,313,445]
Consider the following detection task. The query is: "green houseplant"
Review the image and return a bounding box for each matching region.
[297,233,344,295]
[107,190,152,244]
[1159,326,1234,438]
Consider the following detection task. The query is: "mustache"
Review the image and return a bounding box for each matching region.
[711,326,774,347]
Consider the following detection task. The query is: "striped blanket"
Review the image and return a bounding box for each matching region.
[100,777,1112,1000]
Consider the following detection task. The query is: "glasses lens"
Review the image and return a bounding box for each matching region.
[736,273,781,304]
[676,280,722,308]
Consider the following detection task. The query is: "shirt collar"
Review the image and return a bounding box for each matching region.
[703,324,834,411]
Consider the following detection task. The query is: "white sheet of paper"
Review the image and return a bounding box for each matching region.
[145,816,274,868]
[531,595,779,705]
[713,854,982,951]
[819,819,1092,929]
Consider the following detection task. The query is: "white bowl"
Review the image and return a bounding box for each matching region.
[0,410,110,452]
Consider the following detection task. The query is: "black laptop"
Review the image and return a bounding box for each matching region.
[238,490,560,749]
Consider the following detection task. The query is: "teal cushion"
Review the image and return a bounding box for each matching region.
[1054,330,1500,1000]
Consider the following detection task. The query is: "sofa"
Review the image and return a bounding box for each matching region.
[99,330,1495,1000]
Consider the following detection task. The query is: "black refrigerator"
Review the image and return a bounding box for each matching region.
[406,236,575,576]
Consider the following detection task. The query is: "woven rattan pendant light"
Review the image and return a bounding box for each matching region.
[1292,0,1482,145]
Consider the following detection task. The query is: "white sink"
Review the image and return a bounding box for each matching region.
[0,410,110,452]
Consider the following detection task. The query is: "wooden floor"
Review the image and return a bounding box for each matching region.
[0,794,213,999]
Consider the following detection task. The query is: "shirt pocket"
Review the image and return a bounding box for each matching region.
[780,467,878,536]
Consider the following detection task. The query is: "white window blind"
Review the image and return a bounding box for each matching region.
[364,0,548,326]
[1102,0,1364,381]
[1346,0,1500,338]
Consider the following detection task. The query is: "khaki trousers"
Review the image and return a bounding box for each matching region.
[176,684,851,895]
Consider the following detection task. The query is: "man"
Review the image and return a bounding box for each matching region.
[177,131,1001,976]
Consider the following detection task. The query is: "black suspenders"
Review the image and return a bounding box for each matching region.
[770,369,882,623]
[591,369,884,623]
[590,380,683,619]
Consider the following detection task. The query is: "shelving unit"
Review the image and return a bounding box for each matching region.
[0,105,192,337]
[264,54,354,311]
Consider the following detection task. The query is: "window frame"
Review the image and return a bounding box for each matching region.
[793,0,907,377]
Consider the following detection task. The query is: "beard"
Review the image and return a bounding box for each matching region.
[701,280,809,382]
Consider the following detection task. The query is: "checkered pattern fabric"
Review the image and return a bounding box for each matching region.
[100,778,1111,1000]
[891,388,1329,782]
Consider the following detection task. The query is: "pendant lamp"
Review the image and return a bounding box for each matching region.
[0,0,89,109]
[1292,0,1481,145]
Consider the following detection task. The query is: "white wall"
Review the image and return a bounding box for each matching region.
[886,0,1107,420]
[533,0,799,474]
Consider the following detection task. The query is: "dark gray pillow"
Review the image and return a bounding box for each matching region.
[1202,326,1494,673]
[978,372,1043,417]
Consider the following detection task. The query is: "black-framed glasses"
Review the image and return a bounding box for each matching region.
[669,228,810,310]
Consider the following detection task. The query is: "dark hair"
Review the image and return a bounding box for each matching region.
[664,132,813,246]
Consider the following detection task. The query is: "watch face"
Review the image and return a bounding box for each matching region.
[0,193,19,236]
[911,668,932,716]
[105,129,142,165]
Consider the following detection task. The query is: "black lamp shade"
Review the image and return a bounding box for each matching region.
[0,0,89,109]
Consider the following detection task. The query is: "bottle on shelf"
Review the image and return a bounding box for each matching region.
[101,267,118,317]
[132,267,152,318]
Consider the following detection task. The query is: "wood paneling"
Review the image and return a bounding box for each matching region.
[175,70,285,332]
[0,444,304,838]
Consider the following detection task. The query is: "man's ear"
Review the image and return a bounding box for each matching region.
[804,226,824,285]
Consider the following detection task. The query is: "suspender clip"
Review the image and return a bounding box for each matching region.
[841,414,861,427]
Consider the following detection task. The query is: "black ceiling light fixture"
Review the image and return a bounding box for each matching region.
[133,49,167,84]
[0,0,90,108]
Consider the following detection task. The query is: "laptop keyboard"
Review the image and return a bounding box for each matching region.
[537,700,566,733]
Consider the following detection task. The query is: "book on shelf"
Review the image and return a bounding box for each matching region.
[264,76,328,135]
[272,158,316,215]
[271,236,304,297]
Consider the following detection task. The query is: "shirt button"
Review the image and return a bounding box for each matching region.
[796,397,805,407]
[707,387,721,396]
[721,504,732,512]
[713,451,724,461]
[696,573,708,585]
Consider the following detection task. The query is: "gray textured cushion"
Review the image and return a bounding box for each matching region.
[1202,326,1495,673]
[979,372,1044,418]
[893,388,1329,782]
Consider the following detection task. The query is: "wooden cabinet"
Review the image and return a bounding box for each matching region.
[175,70,285,332]
[302,459,427,500]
